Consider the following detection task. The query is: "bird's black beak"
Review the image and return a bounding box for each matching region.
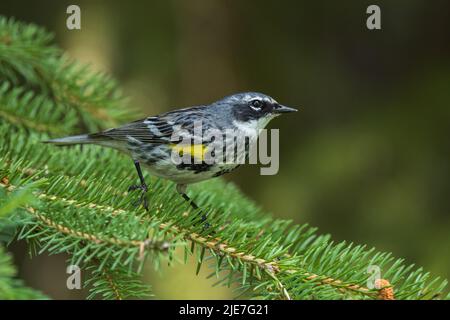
[273,104,298,114]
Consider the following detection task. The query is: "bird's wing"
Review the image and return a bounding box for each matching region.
[91,106,212,145]
[90,117,174,144]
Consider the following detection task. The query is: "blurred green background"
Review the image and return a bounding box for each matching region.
[1,0,449,299]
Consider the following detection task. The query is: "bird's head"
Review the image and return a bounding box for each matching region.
[216,92,298,130]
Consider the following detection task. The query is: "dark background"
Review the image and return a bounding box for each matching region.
[1,0,449,299]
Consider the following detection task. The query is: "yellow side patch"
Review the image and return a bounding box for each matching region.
[170,143,208,161]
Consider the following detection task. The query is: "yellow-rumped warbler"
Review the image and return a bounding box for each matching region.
[45,92,297,211]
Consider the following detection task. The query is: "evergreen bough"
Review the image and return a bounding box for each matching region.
[0,16,448,300]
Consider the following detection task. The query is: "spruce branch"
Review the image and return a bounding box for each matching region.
[85,261,153,300]
[0,183,47,299]
[0,16,136,132]
[0,245,48,299]
[0,81,77,134]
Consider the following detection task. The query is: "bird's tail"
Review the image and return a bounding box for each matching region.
[43,134,101,146]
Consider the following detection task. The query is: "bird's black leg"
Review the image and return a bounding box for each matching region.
[128,160,149,211]
[176,184,208,225]
[180,193,200,211]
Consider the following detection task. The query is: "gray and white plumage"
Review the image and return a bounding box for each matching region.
[46,92,297,187]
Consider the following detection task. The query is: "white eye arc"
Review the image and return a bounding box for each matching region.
[249,99,263,111]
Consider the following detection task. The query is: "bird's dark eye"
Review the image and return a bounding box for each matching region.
[250,100,263,111]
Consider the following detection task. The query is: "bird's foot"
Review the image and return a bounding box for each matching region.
[177,187,212,232]
[191,211,212,232]
[128,183,149,211]
[128,183,148,192]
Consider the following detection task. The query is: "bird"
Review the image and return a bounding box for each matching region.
[45,92,297,214]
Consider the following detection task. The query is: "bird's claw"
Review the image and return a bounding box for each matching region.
[128,184,148,192]
[202,221,211,231]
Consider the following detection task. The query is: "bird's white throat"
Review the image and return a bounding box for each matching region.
[232,116,275,138]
